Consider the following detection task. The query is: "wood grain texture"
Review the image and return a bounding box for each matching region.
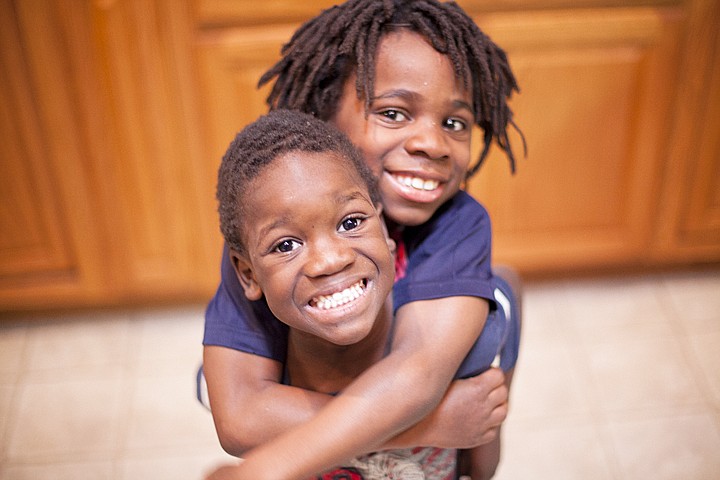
[1,0,717,311]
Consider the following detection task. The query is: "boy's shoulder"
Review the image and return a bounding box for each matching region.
[428,191,489,231]
[406,191,490,249]
[445,190,487,215]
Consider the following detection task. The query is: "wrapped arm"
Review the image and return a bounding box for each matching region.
[205,340,508,457]
[217,295,488,479]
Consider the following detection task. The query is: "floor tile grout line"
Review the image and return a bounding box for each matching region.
[0,323,31,466]
[110,312,143,480]
[654,276,720,410]
[1,270,719,478]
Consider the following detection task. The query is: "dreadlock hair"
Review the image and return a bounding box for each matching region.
[259,0,524,177]
[217,109,380,254]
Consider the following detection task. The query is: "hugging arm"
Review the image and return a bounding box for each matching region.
[210,295,489,479]
[205,338,507,456]
[203,346,329,455]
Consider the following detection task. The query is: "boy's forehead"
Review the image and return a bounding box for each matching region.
[372,30,472,101]
[253,150,368,196]
[242,152,372,232]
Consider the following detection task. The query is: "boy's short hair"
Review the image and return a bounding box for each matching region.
[259,0,524,177]
[217,109,379,254]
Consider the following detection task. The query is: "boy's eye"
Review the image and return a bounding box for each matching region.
[339,217,363,232]
[273,239,301,253]
[443,118,467,132]
[380,109,408,122]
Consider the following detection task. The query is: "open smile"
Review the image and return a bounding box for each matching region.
[387,172,446,204]
[310,279,367,310]
[392,174,440,192]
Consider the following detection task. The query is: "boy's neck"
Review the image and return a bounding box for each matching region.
[286,297,393,394]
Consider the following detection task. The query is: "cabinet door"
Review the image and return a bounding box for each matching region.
[465,7,684,275]
[0,0,220,311]
[0,1,109,309]
[196,24,292,170]
[90,0,219,302]
[653,0,720,263]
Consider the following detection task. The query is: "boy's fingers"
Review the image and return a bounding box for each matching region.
[483,367,506,388]
[467,367,506,391]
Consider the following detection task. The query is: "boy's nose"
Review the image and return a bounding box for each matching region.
[404,119,450,161]
[304,238,354,277]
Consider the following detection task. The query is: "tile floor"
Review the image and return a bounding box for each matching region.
[0,268,718,479]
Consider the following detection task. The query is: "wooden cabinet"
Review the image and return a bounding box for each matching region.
[1,1,110,309]
[466,5,685,274]
[466,1,720,275]
[1,0,718,311]
[0,0,219,310]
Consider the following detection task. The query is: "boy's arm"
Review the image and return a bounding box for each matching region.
[205,342,507,456]
[203,346,330,455]
[226,295,488,479]
[389,365,508,450]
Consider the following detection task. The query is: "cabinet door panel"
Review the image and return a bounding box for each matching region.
[91,0,219,299]
[653,0,720,262]
[466,8,683,274]
[196,25,294,166]
[0,1,108,308]
[0,59,73,279]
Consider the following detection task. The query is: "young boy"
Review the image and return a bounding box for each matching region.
[210,109,460,478]
[202,1,522,478]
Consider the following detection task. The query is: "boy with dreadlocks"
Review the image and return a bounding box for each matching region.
[202,0,523,478]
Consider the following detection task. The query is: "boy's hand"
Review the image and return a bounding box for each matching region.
[397,368,508,449]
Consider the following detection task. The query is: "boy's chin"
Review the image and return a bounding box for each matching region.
[326,322,376,347]
[385,206,435,227]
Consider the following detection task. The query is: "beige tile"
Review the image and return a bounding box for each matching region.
[519,282,566,337]
[0,461,114,480]
[129,306,205,378]
[0,325,27,383]
[582,336,705,415]
[0,384,16,448]
[0,272,716,478]
[661,270,720,335]
[22,313,131,382]
[509,328,594,422]
[688,330,720,406]
[495,419,614,480]
[605,412,720,480]
[560,276,677,344]
[123,373,220,452]
[5,378,124,462]
[118,446,237,480]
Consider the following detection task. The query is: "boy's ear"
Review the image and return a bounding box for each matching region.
[229,249,263,301]
[375,203,396,255]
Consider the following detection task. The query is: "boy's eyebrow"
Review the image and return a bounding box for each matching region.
[333,190,371,205]
[256,215,292,244]
[372,89,473,113]
[254,190,370,242]
[372,88,417,102]
[453,99,474,113]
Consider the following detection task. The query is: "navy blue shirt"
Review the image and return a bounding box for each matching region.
[203,191,507,378]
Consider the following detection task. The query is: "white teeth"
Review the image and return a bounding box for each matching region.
[312,281,366,310]
[395,175,439,191]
